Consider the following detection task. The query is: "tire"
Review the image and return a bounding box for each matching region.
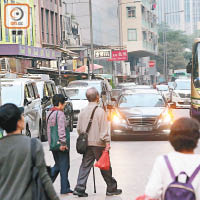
[40,122,48,142]
[69,116,73,132]
[26,125,31,138]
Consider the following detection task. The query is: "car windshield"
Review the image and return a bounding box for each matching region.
[175,81,191,90]
[68,82,102,93]
[118,93,165,108]
[65,89,87,100]
[156,85,168,91]
[1,84,22,106]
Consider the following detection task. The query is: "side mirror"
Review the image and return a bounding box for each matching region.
[42,96,50,104]
[24,98,32,106]
[169,103,176,109]
[101,91,106,96]
[111,97,117,102]
[107,105,114,109]
[65,96,69,101]
[186,58,192,73]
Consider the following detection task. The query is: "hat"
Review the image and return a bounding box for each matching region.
[0,104,24,128]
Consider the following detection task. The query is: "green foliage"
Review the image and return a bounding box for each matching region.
[155,25,194,73]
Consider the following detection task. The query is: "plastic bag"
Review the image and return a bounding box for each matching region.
[95,150,110,171]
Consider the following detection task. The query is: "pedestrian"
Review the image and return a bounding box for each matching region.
[0,103,59,200]
[143,118,200,199]
[73,87,122,197]
[47,94,73,195]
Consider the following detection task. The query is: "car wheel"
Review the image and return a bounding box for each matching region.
[70,116,73,132]
[26,125,31,138]
[40,122,48,142]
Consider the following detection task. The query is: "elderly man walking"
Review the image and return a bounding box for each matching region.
[73,87,122,197]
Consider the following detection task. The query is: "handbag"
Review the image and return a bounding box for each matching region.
[47,111,70,151]
[95,150,110,171]
[31,138,50,200]
[76,106,98,154]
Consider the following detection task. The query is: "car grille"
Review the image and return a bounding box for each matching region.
[179,93,190,98]
[128,117,156,126]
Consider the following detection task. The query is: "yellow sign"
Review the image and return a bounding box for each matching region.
[73,60,77,71]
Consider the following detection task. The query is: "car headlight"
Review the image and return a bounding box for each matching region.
[111,110,126,124]
[159,109,174,124]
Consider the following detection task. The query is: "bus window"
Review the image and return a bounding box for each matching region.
[193,43,200,89]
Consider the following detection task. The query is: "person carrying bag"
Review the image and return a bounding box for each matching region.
[46,94,72,195]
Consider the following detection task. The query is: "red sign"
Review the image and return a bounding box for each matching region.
[108,50,128,61]
[149,60,155,67]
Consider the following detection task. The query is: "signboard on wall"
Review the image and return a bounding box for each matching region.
[108,50,128,61]
[94,49,112,59]
[4,4,30,29]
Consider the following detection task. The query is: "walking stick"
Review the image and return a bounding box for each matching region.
[92,166,96,193]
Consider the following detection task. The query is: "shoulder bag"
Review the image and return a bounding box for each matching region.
[76,106,98,154]
[31,138,50,200]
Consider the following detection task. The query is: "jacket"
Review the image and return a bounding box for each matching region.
[0,134,59,200]
[77,102,110,147]
[47,110,68,147]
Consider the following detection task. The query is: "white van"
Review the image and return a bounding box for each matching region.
[1,78,42,138]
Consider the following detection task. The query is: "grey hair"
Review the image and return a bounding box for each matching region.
[86,87,99,102]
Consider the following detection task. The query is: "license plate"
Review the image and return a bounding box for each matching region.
[133,126,152,132]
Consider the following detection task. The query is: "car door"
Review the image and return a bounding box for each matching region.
[24,84,35,137]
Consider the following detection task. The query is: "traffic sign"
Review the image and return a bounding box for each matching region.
[94,49,112,59]
[149,60,155,67]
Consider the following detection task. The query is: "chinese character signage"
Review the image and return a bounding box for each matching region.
[4,4,30,29]
[94,49,112,59]
[108,50,128,61]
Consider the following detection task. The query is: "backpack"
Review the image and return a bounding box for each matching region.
[164,155,200,200]
[31,138,50,200]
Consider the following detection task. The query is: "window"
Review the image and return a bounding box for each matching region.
[46,10,49,43]
[41,8,44,41]
[55,13,58,44]
[127,7,136,18]
[128,29,137,41]
[28,84,35,99]
[5,29,10,42]
[60,15,63,40]
[47,83,53,97]
[50,12,54,44]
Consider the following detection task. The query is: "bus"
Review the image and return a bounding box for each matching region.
[187,38,200,120]
[172,69,190,81]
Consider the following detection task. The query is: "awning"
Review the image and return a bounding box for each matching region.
[0,44,61,60]
[76,64,103,72]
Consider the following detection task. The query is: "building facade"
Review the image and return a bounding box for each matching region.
[120,0,158,83]
[157,0,200,35]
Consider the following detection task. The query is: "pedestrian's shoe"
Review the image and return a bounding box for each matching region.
[73,190,88,197]
[106,189,122,196]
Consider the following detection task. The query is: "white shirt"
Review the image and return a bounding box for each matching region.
[145,151,200,199]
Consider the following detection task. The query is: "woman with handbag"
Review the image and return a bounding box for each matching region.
[47,94,73,195]
[0,103,59,200]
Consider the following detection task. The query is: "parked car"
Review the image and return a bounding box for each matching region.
[116,82,136,89]
[156,84,170,102]
[171,79,191,108]
[1,78,42,139]
[64,87,89,126]
[57,86,74,132]
[35,79,57,141]
[67,79,112,108]
[110,90,173,140]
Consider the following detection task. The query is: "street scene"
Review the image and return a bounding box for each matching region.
[1,0,200,200]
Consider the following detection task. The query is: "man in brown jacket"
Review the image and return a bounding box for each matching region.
[73,87,122,197]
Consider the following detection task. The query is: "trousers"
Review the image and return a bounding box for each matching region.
[51,151,70,194]
[75,146,117,192]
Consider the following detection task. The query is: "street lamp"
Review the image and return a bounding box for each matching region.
[163,10,184,81]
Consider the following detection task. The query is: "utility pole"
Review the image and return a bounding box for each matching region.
[57,57,62,85]
[89,0,94,79]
